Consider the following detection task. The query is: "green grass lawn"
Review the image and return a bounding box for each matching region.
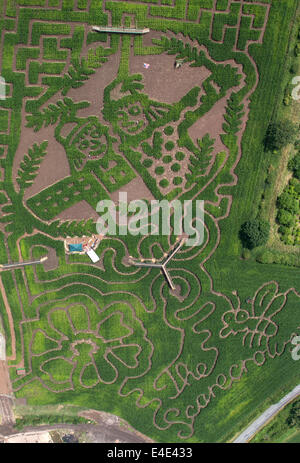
[284,430,300,443]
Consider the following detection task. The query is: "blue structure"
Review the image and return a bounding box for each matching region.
[68,243,83,253]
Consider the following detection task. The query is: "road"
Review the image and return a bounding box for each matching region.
[0,420,151,443]
[233,384,300,443]
[0,407,152,443]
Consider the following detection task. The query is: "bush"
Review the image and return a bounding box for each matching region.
[256,250,274,264]
[173,177,182,185]
[289,177,299,188]
[241,248,251,260]
[155,166,164,175]
[264,120,298,151]
[165,141,175,151]
[162,155,172,164]
[277,209,295,227]
[256,249,300,267]
[277,191,299,214]
[142,159,153,168]
[282,234,295,246]
[288,152,300,179]
[171,163,181,172]
[175,151,185,161]
[287,400,300,427]
[240,219,270,249]
[290,64,298,74]
[294,42,300,57]
[289,178,300,194]
[159,178,169,188]
[278,225,291,235]
[294,140,300,150]
[164,125,174,136]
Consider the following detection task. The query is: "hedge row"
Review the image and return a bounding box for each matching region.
[256,249,300,267]
[276,175,300,246]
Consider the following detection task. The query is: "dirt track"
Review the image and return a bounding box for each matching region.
[0,406,153,443]
[0,362,12,395]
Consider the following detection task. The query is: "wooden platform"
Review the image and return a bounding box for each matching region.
[92,26,150,35]
[0,256,47,271]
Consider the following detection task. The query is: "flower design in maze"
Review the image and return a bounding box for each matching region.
[62,119,110,171]
[13,298,153,393]
[103,83,172,140]
[116,101,147,135]
[71,121,109,162]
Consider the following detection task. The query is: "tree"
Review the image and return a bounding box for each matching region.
[264,120,298,151]
[185,133,215,186]
[256,250,274,264]
[288,152,300,179]
[277,209,295,228]
[289,177,300,193]
[240,219,270,249]
[241,248,251,260]
[287,400,300,427]
[16,141,48,194]
[277,192,299,215]
[278,225,291,236]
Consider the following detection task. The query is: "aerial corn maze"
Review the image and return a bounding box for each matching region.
[0,0,299,442]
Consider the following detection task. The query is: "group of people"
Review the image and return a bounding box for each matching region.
[174,59,184,69]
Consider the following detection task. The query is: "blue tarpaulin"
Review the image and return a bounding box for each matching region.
[68,243,83,252]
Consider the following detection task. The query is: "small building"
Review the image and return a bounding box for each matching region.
[85,248,100,263]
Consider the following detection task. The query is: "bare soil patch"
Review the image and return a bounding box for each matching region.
[68,48,121,121]
[188,94,228,154]
[42,248,59,272]
[57,199,100,221]
[0,362,12,395]
[13,124,70,201]
[129,48,211,104]
[110,176,155,204]
[15,41,121,204]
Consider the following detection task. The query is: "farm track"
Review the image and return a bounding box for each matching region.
[0,396,15,426]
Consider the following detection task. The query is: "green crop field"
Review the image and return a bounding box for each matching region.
[0,0,299,443]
